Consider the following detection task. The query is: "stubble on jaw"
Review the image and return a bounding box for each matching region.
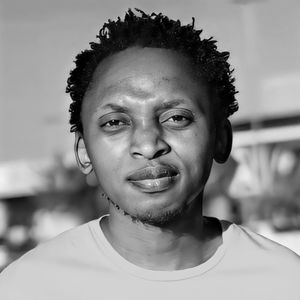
[108,197,190,227]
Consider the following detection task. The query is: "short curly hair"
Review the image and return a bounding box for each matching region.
[66,8,238,133]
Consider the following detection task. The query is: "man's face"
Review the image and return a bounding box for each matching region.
[79,47,219,225]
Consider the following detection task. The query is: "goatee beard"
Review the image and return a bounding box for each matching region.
[108,198,188,227]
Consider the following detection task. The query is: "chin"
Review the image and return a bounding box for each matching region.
[134,204,188,227]
[109,195,189,227]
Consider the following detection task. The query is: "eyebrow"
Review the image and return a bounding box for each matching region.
[100,103,129,113]
[100,99,187,114]
[157,99,186,110]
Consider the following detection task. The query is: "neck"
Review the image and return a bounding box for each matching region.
[101,195,222,271]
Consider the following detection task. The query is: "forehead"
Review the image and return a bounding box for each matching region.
[82,47,213,116]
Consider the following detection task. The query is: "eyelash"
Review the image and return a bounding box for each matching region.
[100,119,130,130]
[165,115,190,122]
[160,110,194,127]
[102,120,127,127]
[99,110,193,132]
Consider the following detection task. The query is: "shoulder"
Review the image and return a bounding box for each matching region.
[220,220,300,271]
[16,220,92,262]
[0,220,98,286]
[0,217,116,299]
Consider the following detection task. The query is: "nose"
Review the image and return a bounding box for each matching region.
[130,125,171,160]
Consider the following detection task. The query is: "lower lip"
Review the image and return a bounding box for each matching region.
[128,175,179,193]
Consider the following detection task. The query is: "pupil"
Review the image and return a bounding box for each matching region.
[174,116,182,121]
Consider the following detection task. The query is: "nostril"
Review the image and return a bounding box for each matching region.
[130,141,171,160]
[153,148,169,159]
[131,151,143,158]
[129,128,171,159]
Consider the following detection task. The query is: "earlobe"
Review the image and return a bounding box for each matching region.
[214,119,232,164]
[74,132,93,175]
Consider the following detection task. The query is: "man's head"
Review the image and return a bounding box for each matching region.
[66,9,238,134]
[67,9,238,226]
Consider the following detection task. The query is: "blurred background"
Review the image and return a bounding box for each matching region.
[1,0,300,269]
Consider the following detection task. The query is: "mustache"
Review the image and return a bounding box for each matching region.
[126,164,179,181]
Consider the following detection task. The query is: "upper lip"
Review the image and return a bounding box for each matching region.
[126,164,179,181]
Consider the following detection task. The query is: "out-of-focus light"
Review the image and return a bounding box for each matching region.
[6,225,29,247]
[276,150,297,176]
[0,160,51,198]
[233,125,300,148]
[31,209,82,243]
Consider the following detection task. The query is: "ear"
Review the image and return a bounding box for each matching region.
[214,119,232,164]
[74,132,93,175]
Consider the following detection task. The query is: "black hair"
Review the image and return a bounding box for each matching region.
[66,8,238,133]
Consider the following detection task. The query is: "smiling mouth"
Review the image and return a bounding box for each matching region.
[126,165,179,193]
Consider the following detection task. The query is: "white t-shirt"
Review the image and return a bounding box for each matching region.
[0,216,299,300]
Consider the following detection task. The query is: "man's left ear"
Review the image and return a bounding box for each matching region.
[213,119,232,164]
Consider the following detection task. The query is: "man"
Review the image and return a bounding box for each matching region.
[0,9,299,300]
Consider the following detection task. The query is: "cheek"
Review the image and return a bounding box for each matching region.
[88,138,125,181]
[175,127,211,155]
[175,130,213,176]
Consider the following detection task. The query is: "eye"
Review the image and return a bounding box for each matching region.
[102,119,127,127]
[160,109,194,128]
[168,115,189,122]
[99,113,131,132]
[100,119,129,132]
[164,115,191,127]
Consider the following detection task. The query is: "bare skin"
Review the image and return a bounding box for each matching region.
[75,47,231,271]
[101,194,222,270]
